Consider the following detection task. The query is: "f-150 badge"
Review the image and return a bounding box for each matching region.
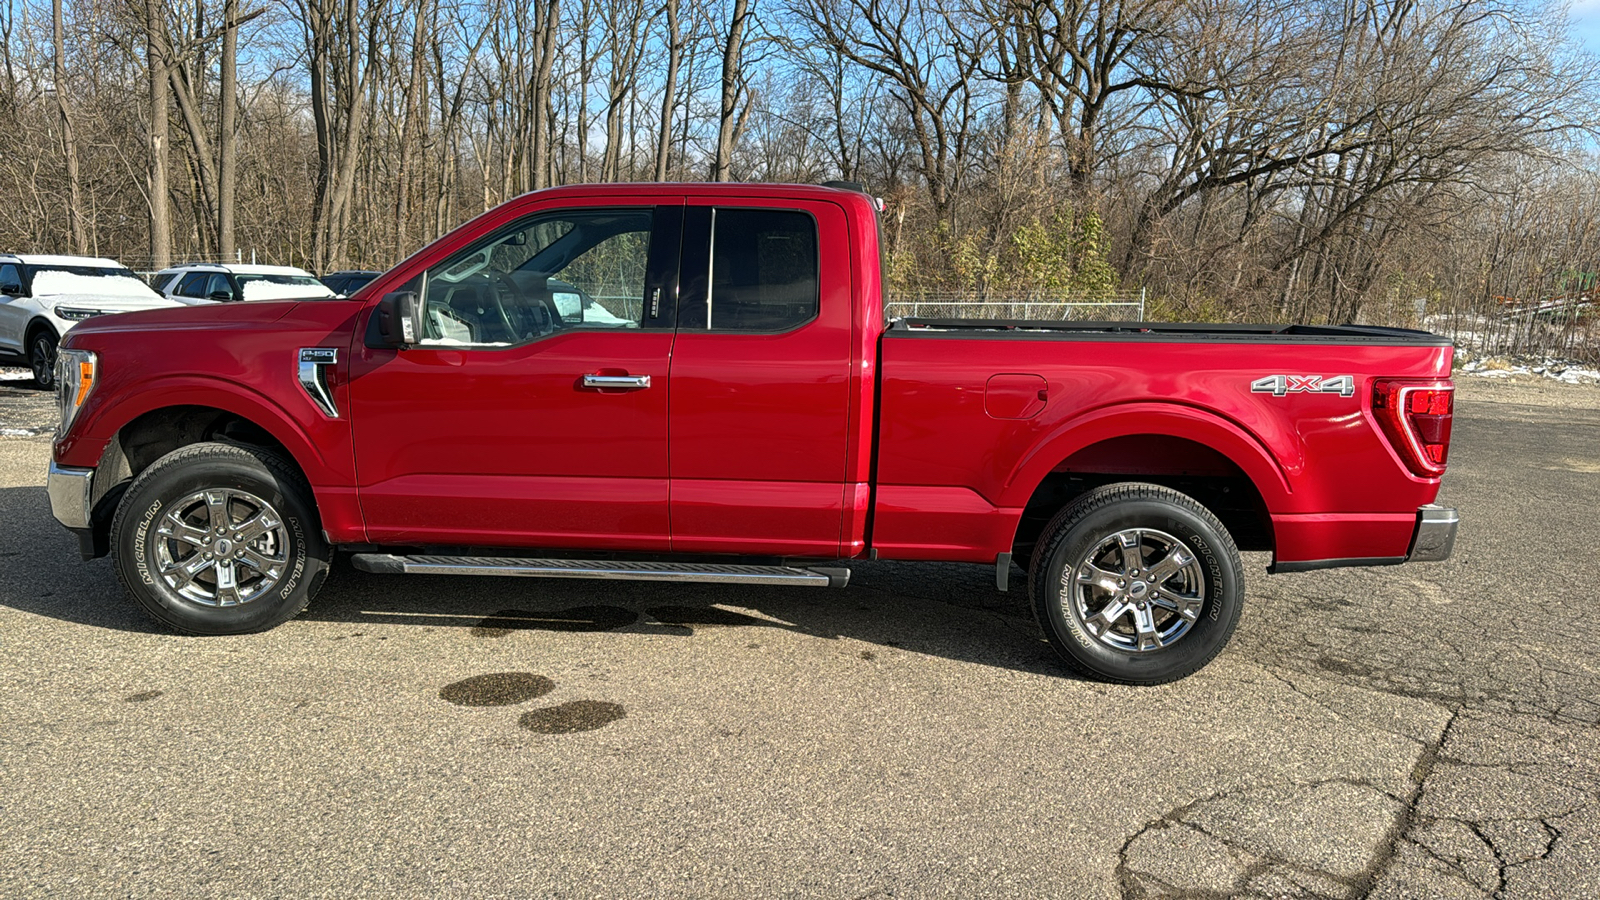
[1250,374,1355,397]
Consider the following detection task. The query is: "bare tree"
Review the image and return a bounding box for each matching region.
[713,0,751,181]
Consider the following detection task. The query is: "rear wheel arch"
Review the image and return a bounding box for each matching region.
[1008,421,1283,564]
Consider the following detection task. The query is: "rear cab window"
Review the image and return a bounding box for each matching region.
[678,208,819,332]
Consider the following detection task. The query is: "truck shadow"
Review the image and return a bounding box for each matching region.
[0,484,1074,679]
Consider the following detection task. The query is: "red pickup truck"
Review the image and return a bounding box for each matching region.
[46,182,1458,683]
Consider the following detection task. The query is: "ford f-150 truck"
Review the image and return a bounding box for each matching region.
[46,182,1458,683]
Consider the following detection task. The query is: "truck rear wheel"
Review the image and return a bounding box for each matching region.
[110,442,329,634]
[1028,483,1243,685]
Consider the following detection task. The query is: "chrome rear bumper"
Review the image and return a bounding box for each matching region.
[1408,505,1459,562]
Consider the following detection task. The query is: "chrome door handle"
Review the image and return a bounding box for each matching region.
[582,374,651,389]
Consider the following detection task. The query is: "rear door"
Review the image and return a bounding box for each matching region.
[348,197,684,550]
[667,198,855,556]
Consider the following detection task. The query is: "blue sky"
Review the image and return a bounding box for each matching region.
[1574,0,1600,53]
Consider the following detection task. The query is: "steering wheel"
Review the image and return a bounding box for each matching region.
[486,271,528,339]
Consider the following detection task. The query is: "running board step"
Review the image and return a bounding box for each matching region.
[349,554,851,588]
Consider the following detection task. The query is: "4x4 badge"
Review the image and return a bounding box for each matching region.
[1251,374,1355,397]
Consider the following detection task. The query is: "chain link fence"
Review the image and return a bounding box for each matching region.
[884,289,1146,322]
[1426,296,1598,366]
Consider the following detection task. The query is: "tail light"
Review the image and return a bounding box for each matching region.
[1372,380,1453,477]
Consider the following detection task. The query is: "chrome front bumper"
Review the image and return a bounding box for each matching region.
[1408,504,1459,562]
[48,461,95,530]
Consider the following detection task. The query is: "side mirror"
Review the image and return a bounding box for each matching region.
[209,290,235,303]
[375,291,423,348]
[0,283,21,297]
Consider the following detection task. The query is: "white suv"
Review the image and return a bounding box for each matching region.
[0,254,181,388]
[152,263,337,305]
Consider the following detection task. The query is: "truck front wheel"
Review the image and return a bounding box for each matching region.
[1029,483,1243,685]
[110,442,330,634]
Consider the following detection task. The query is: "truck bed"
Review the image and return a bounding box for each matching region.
[871,320,1455,568]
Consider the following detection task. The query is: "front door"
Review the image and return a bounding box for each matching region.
[0,262,27,353]
[348,199,683,550]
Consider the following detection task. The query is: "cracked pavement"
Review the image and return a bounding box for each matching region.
[0,372,1595,897]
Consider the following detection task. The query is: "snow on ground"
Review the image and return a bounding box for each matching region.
[1455,352,1600,385]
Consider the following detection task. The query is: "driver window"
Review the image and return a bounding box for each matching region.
[419,208,655,347]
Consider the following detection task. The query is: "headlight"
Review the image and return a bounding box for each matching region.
[55,307,110,321]
[55,349,97,437]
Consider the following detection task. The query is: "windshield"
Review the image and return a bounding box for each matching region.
[29,266,162,299]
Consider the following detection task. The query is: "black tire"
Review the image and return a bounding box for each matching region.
[110,441,330,635]
[1028,482,1244,685]
[29,329,57,389]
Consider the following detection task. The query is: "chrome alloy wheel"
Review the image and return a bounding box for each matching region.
[1064,527,1207,652]
[152,488,289,607]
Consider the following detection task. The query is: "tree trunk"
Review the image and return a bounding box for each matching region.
[53,0,86,254]
[530,0,559,190]
[146,0,171,269]
[218,0,238,261]
[713,0,750,182]
[654,0,680,181]
[393,0,430,260]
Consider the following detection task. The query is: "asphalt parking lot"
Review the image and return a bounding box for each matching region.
[1,370,1596,898]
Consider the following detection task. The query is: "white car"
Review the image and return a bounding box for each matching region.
[152,263,338,305]
[0,254,181,388]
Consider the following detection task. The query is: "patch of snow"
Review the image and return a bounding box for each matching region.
[1456,352,1600,385]
[239,281,335,302]
[0,427,49,436]
[31,271,161,299]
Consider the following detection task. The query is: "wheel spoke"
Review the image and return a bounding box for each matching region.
[157,516,211,547]
[213,560,241,606]
[1118,531,1143,573]
[1075,563,1122,594]
[234,509,281,544]
[204,491,231,530]
[1131,604,1163,650]
[1150,591,1203,621]
[237,547,284,579]
[1088,600,1130,635]
[1145,545,1195,585]
[161,554,214,590]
